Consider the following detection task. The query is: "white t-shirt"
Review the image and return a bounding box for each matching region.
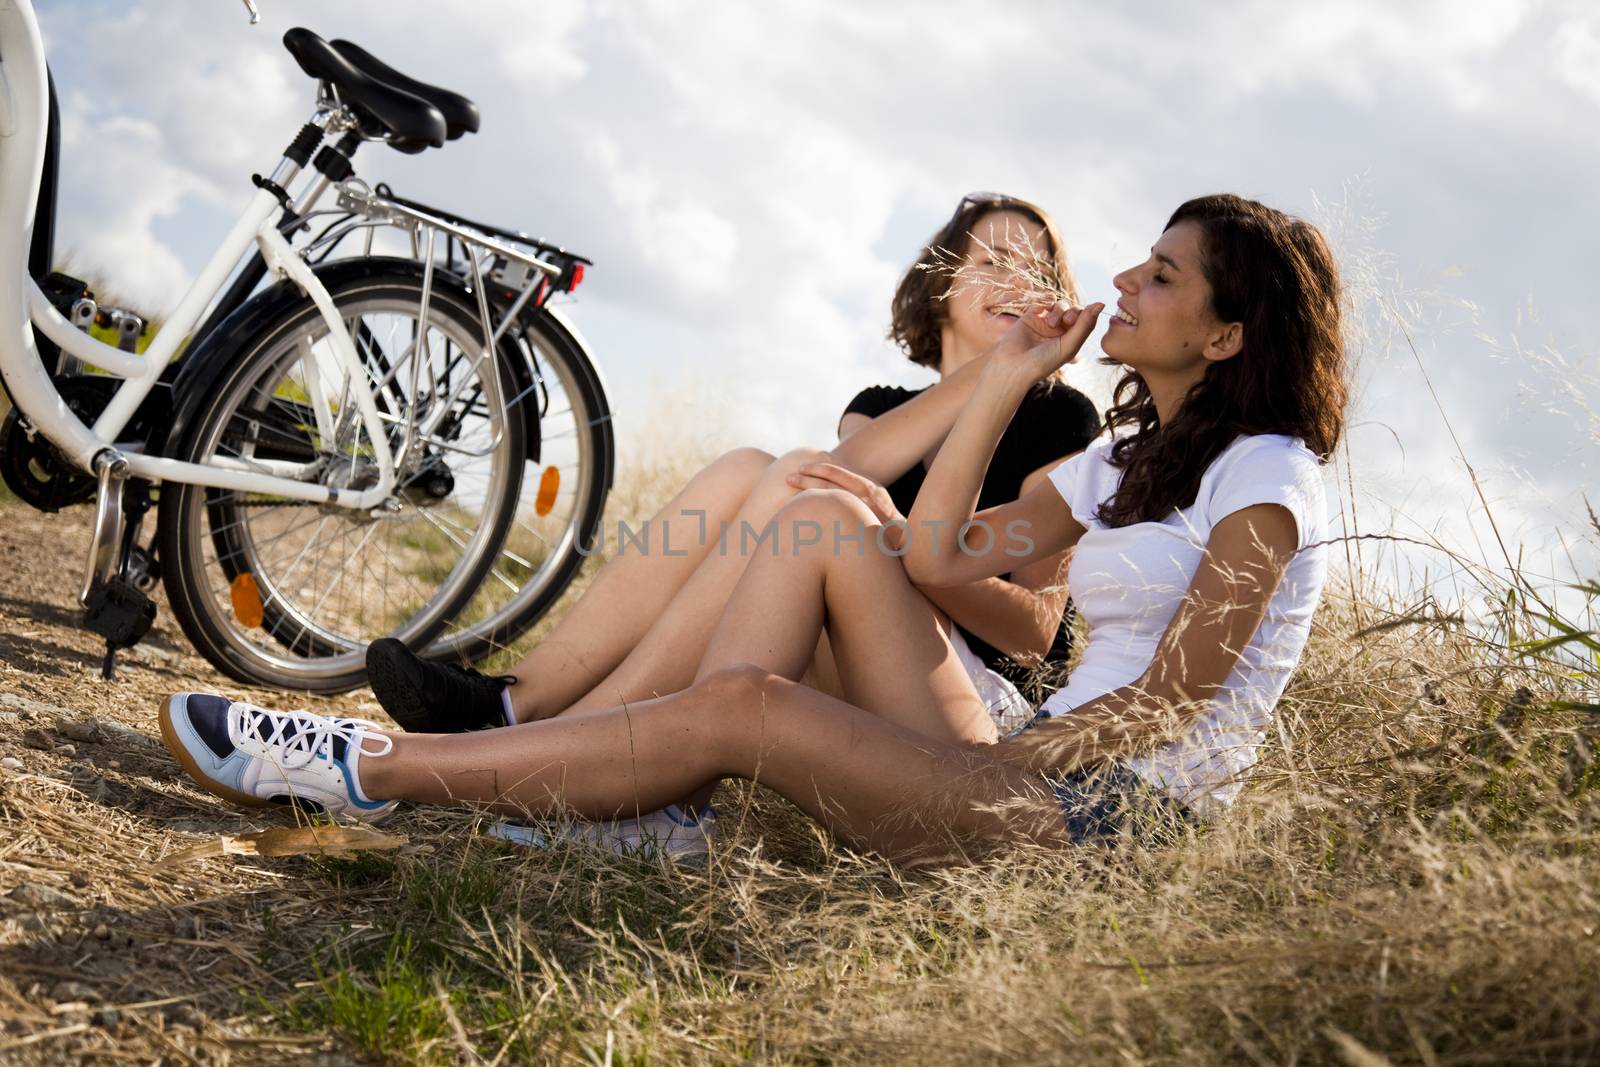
[1039,433,1329,818]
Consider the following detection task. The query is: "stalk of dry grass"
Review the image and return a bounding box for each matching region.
[921,221,1078,317]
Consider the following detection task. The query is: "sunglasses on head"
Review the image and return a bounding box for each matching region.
[936,191,1044,255]
[940,191,1034,237]
[949,191,1024,218]
[958,191,1017,207]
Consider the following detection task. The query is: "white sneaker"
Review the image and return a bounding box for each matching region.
[487,804,716,866]
[159,693,398,823]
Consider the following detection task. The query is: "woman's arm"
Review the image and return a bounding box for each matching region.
[912,461,1073,662]
[828,355,1004,487]
[838,407,1076,660]
[792,449,1084,590]
[899,303,1102,586]
[837,411,872,442]
[792,463,1076,662]
[997,502,1299,775]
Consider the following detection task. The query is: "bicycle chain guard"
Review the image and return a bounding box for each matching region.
[0,376,176,512]
[0,380,107,510]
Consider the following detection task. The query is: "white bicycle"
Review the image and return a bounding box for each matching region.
[0,1,614,690]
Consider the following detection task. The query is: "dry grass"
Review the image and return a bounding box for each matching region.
[1,427,1597,1064]
[922,221,1079,319]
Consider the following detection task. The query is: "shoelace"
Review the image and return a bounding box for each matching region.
[226,702,394,769]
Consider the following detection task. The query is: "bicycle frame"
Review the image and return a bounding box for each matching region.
[0,0,395,509]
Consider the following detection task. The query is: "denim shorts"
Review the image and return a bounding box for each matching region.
[1015,712,1196,845]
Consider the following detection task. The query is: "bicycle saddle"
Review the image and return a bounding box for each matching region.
[282,27,447,153]
[331,39,480,140]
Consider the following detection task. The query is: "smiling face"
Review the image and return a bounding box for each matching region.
[1101,220,1243,389]
[941,209,1050,368]
[1092,194,1347,526]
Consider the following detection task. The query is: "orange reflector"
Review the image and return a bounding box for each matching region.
[535,465,561,516]
[231,573,265,629]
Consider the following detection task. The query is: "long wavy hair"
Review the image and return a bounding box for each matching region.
[889,193,1079,370]
[1097,194,1347,528]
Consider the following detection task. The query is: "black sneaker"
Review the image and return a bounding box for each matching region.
[365,638,514,733]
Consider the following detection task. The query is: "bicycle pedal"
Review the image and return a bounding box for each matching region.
[83,576,157,680]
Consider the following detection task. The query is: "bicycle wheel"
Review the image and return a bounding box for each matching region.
[158,260,524,691]
[421,305,613,662]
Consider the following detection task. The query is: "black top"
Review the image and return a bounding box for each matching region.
[841,378,1101,698]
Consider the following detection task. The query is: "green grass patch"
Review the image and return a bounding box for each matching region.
[280,932,454,1064]
[277,834,730,1064]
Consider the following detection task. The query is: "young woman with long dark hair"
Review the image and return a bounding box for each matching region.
[160,194,1346,855]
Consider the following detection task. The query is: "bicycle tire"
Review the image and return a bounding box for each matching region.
[421,304,614,662]
[157,259,525,692]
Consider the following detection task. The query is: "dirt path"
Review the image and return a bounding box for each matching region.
[0,503,401,1064]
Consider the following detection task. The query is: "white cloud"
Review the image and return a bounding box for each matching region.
[488,1,590,91]
[579,132,740,301]
[30,0,1597,598]
[52,94,217,310]
[1552,13,1600,107]
[1097,0,1532,108]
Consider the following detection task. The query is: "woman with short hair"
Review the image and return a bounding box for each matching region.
[367,192,1098,742]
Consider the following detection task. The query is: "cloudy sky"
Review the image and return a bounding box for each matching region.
[32,0,1600,600]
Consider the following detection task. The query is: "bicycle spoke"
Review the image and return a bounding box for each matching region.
[167,266,607,686]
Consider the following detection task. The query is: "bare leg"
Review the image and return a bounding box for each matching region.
[670,487,996,813]
[503,446,776,717]
[695,488,997,745]
[804,630,844,699]
[359,666,1067,860]
[548,448,837,718]
[358,492,1035,854]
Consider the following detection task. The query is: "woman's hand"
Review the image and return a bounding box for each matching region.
[785,462,908,550]
[988,301,1106,387]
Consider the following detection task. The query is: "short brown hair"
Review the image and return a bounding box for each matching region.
[888,193,1079,370]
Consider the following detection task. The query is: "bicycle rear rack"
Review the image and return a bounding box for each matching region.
[298,180,590,462]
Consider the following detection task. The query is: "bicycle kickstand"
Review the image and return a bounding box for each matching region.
[79,450,157,680]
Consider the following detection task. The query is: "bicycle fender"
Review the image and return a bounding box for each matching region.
[155,257,539,465]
